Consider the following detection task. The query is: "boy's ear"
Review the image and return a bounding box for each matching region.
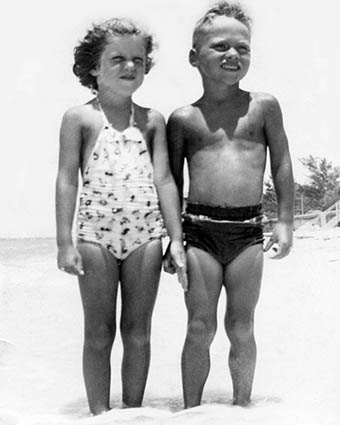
[189,48,199,67]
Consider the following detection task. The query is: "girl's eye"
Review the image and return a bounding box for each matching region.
[111,56,124,63]
[133,57,144,65]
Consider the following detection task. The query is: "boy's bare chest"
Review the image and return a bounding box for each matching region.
[186,109,265,156]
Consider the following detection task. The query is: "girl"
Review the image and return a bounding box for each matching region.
[55,18,186,415]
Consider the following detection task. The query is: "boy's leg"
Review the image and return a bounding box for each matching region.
[223,244,263,406]
[77,242,120,415]
[182,246,223,408]
[120,239,162,407]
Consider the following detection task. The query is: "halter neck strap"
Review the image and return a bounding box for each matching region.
[96,98,136,129]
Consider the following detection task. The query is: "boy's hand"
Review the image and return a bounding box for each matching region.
[264,221,293,259]
[57,245,84,276]
[170,241,188,291]
[163,241,188,291]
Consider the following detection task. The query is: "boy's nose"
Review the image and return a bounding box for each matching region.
[225,48,239,60]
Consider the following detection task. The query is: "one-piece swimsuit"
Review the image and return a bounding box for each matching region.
[77,100,165,260]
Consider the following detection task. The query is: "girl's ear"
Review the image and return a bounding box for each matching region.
[90,67,100,77]
[144,58,152,75]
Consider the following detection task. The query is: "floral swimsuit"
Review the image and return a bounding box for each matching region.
[77,100,164,260]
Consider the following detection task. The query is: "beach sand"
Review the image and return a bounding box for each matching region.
[0,230,339,425]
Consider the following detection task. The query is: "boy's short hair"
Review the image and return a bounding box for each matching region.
[192,1,252,49]
[73,18,155,90]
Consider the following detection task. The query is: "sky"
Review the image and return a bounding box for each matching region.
[1,0,339,238]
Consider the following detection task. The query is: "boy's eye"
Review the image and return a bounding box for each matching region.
[214,43,228,51]
[238,46,250,54]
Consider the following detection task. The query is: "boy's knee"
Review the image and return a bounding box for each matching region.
[226,316,254,344]
[187,318,216,346]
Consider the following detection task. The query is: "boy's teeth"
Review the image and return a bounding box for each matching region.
[222,64,238,70]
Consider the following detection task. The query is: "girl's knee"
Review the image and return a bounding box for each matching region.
[120,322,151,347]
[84,324,116,351]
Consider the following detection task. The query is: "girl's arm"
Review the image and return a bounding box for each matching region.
[166,109,186,206]
[55,107,84,275]
[149,109,187,290]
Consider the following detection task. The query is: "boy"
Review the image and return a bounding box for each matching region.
[166,1,294,408]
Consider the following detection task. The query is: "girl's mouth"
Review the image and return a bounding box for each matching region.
[120,75,136,80]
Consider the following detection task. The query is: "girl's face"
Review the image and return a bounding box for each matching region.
[91,34,147,96]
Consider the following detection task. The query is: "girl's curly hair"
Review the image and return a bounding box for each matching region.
[73,18,155,90]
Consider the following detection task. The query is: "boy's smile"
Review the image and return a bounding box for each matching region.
[191,16,251,87]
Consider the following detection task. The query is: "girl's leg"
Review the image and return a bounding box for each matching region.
[120,239,162,407]
[77,242,120,415]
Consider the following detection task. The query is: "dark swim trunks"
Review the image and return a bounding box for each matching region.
[183,203,264,266]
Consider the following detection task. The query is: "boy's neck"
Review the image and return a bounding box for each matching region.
[201,82,243,103]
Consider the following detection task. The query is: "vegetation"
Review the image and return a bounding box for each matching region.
[263,156,340,218]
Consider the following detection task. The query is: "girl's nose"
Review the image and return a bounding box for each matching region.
[124,60,135,70]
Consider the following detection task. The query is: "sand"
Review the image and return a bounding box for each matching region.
[0,230,339,425]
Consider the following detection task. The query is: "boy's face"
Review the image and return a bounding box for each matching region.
[191,16,251,86]
[91,34,147,96]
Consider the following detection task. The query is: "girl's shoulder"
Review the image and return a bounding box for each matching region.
[62,100,99,129]
[134,104,165,130]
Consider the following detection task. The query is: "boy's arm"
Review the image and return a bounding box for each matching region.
[150,110,187,290]
[55,107,84,275]
[263,95,294,259]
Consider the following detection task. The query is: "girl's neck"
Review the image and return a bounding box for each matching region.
[96,92,134,131]
[97,91,132,111]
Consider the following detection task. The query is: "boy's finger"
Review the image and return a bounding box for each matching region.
[177,269,188,291]
[173,251,187,269]
[263,238,275,252]
[271,244,290,260]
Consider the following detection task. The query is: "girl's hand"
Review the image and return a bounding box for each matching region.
[163,242,176,274]
[57,245,84,276]
[170,241,188,291]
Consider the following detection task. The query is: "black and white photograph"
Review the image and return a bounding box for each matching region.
[0,0,339,424]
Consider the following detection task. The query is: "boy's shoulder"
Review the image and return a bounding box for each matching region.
[249,91,281,111]
[244,92,283,123]
[168,104,197,125]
